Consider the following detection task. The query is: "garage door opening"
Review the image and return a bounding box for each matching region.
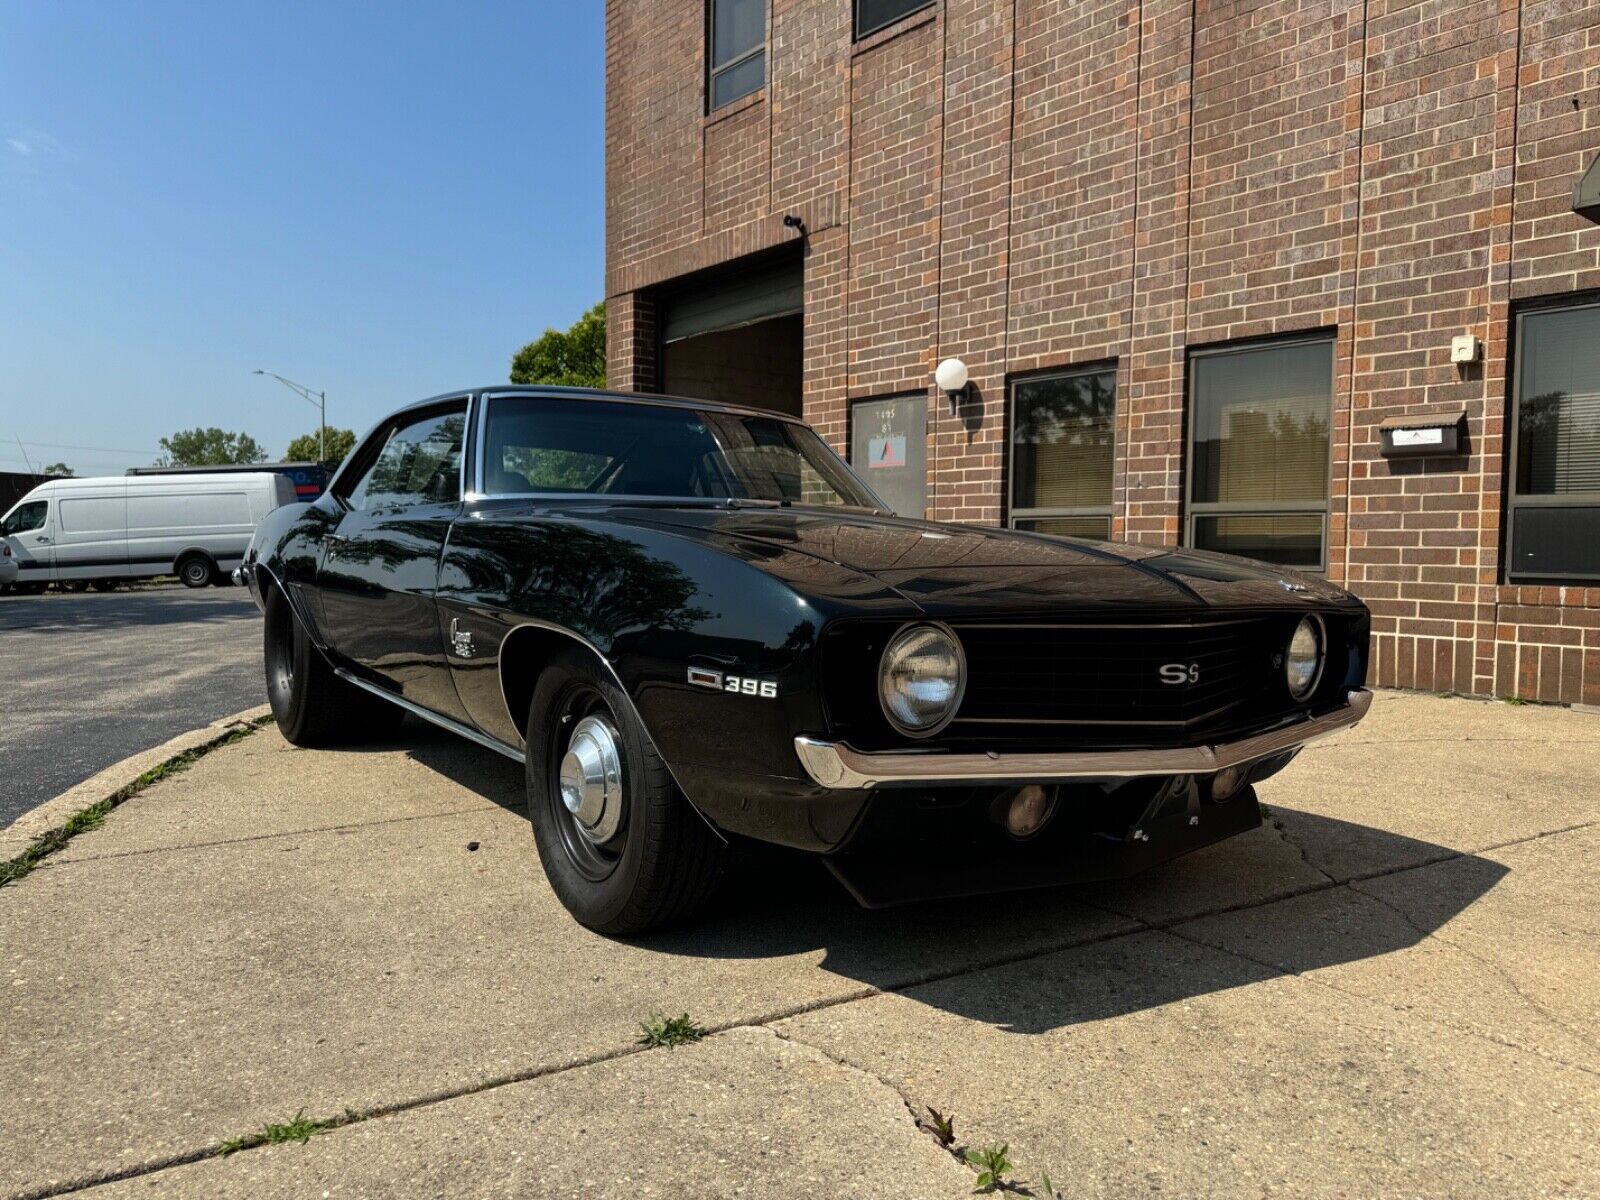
[656,252,803,417]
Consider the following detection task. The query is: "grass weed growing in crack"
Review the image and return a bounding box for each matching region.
[918,1105,956,1148]
[965,1143,1018,1194]
[636,1011,706,1048]
[0,721,267,889]
[219,1108,360,1156]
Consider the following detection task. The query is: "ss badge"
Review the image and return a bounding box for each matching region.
[686,666,777,699]
[1158,662,1200,685]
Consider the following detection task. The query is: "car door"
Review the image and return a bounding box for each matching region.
[54,483,131,581]
[316,400,470,720]
[1,498,54,585]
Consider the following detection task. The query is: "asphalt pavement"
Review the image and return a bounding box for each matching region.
[0,585,264,828]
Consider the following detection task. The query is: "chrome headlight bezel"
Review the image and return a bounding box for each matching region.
[877,622,967,738]
[1285,614,1327,702]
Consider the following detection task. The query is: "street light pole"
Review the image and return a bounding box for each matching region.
[253,370,328,462]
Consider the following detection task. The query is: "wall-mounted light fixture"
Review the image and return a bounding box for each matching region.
[935,357,969,415]
[783,213,807,239]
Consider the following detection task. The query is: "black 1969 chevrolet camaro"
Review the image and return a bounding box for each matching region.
[240,386,1371,933]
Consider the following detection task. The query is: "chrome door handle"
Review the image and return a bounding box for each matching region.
[35,536,50,543]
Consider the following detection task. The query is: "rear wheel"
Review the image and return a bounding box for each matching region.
[526,646,726,934]
[12,581,46,595]
[264,586,403,746]
[178,555,214,588]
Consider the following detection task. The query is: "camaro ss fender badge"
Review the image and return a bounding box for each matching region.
[687,667,778,698]
[449,618,474,659]
[1158,662,1200,685]
[1278,578,1308,592]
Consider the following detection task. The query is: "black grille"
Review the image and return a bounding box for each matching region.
[953,618,1289,731]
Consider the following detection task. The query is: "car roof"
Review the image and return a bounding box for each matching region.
[389,385,807,425]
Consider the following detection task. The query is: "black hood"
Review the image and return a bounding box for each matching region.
[595,504,1355,618]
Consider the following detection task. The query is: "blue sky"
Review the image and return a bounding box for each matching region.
[0,1,604,475]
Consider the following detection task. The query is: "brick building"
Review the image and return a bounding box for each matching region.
[604,0,1600,705]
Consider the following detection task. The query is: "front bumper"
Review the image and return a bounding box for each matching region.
[795,688,1372,789]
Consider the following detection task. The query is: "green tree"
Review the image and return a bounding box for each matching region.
[156,427,268,467]
[41,462,74,477]
[510,301,606,388]
[284,427,358,466]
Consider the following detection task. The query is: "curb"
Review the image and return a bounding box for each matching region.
[0,704,273,864]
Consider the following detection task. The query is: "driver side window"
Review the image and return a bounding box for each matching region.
[344,407,467,511]
[2,500,48,535]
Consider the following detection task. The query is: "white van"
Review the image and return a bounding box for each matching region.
[0,472,296,591]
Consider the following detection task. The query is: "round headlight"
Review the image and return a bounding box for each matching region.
[878,623,966,737]
[1285,616,1325,701]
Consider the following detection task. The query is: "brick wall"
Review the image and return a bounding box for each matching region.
[606,0,1600,706]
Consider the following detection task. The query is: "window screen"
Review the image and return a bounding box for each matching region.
[856,0,935,39]
[1187,338,1332,569]
[1008,367,1115,541]
[709,0,765,110]
[1508,300,1600,580]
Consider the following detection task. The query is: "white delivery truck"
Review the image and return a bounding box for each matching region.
[0,472,296,593]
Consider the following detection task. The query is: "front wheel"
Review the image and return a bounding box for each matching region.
[526,646,726,934]
[264,586,403,746]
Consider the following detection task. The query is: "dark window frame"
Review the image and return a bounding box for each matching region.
[707,0,767,112]
[1505,293,1600,583]
[1183,333,1336,573]
[1006,362,1118,542]
[854,0,936,40]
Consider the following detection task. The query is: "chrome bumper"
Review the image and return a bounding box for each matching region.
[793,688,1373,790]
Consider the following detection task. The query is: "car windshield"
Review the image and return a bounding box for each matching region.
[480,395,884,510]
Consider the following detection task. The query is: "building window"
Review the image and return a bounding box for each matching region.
[1507,298,1600,581]
[855,0,935,39]
[708,0,765,111]
[1008,366,1116,541]
[1186,337,1333,569]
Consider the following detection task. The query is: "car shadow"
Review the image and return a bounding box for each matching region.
[394,728,1507,1034]
[0,589,259,633]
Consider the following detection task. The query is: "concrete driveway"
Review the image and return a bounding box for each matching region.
[0,587,262,827]
[1,691,1596,1198]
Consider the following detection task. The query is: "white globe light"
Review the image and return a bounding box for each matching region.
[935,358,969,394]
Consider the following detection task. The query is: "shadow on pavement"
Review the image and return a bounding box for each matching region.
[0,588,258,633]
[370,723,1508,1033]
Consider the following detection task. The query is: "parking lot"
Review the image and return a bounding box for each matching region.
[0,587,262,827]
[2,689,1596,1198]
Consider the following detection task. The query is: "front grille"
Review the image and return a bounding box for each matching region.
[819,613,1342,752]
[952,618,1290,731]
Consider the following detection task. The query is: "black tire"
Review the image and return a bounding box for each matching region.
[58,579,89,593]
[178,555,214,589]
[13,581,46,595]
[526,645,726,934]
[264,585,404,746]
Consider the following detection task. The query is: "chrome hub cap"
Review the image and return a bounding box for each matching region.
[558,715,624,844]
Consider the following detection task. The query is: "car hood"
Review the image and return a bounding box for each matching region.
[601,505,1355,618]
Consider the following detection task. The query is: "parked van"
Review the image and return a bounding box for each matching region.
[0,472,296,592]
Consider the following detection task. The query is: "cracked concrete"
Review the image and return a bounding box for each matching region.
[2,690,1598,1198]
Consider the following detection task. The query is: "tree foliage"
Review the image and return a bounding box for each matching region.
[510,301,606,388]
[156,427,268,467]
[284,427,358,466]
[42,462,74,477]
